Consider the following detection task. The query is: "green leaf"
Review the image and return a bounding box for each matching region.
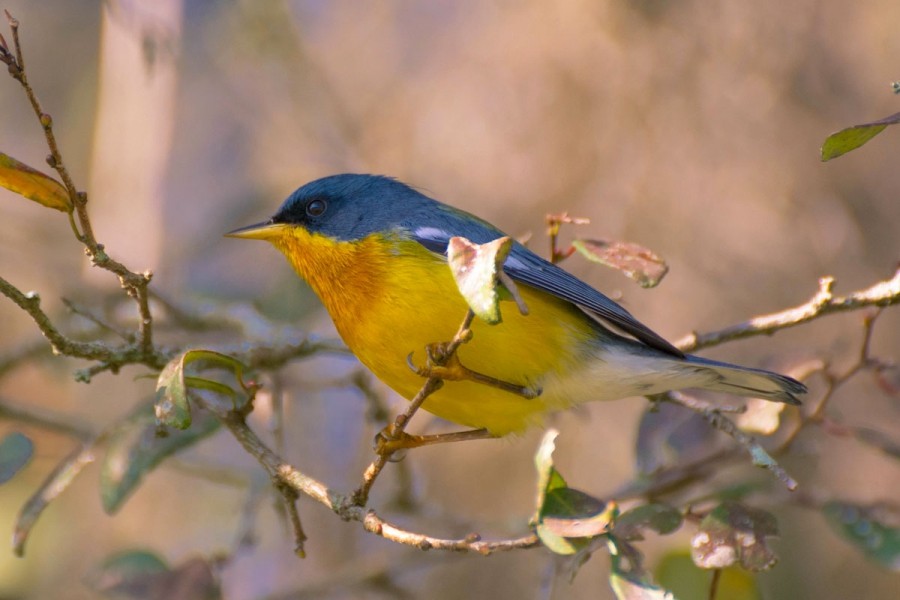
[823,501,900,570]
[0,431,33,483]
[691,501,779,572]
[614,503,683,541]
[572,238,668,288]
[821,111,900,161]
[447,236,515,324]
[533,429,616,556]
[101,402,221,515]
[155,349,249,429]
[0,152,72,212]
[86,551,221,600]
[541,488,617,537]
[87,549,169,590]
[609,537,677,600]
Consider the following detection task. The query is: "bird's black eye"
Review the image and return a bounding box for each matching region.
[305,198,327,217]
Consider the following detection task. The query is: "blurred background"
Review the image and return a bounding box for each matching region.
[1,1,899,598]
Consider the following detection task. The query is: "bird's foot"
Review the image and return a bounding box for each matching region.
[374,425,495,455]
[407,345,541,399]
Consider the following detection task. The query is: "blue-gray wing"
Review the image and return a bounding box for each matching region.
[409,223,684,358]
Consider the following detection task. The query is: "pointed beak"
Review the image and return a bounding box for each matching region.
[224,220,289,240]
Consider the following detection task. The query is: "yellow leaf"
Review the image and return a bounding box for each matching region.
[0,152,72,212]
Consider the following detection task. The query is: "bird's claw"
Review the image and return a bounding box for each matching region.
[373,425,413,458]
[407,345,542,400]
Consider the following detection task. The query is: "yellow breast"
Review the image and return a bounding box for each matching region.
[271,226,593,434]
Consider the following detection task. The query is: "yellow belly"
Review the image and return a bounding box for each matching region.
[273,229,593,434]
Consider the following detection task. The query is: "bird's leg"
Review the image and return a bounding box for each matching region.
[374,426,496,455]
[407,344,542,400]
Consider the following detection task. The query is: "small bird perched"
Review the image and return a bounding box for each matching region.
[228,174,805,436]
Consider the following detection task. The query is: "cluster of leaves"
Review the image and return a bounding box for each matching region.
[529,429,787,598]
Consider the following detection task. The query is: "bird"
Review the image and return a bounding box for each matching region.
[227,174,805,436]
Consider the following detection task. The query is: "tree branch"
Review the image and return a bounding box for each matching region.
[216,406,538,555]
[2,11,156,360]
[0,275,166,370]
[0,396,94,440]
[675,267,900,352]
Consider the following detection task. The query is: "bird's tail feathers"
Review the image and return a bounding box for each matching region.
[683,355,806,405]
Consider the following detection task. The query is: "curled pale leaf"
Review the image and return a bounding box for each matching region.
[447,236,517,324]
[534,429,566,518]
[533,429,616,557]
[0,152,71,211]
[155,349,249,429]
[572,238,668,288]
[539,488,617,542]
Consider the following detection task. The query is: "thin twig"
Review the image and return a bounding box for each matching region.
[13,431,110,556]
[261,552,453,600]
[666,392,798,491]
[0,340,47,378]
[0,276,167,370]
[675,268,900,352]
[148,290,243,332]
[61,297,133,341]
[269,374,286,458]
[216,404,537,554]
[230,478,267,554]
[3,11,77,205]
[708,568,721,600]
[611,447,742,502]
[235,338,350,371]
[775,309,882,454]
[279,484,307,558]
[2,12,156,363]
[0,397,94,440]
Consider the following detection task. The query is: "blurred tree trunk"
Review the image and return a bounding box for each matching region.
[88,0,183,274]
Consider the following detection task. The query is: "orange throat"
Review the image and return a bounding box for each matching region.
[270,227,392,341]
